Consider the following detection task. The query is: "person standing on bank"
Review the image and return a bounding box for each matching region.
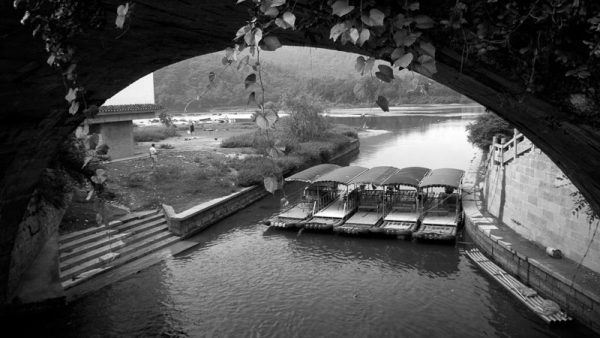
[149,143,158,168]
[189,122,195,134]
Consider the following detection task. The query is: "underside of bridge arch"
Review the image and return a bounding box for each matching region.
[0,0,599,306]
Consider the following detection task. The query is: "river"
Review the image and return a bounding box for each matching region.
[24,105,595,337]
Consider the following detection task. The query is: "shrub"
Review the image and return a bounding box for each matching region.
[126,172,147,188]
[230,156,281,187]
[152,165,182,182]
[221,132,255,148]
[134,126,178,142]
[95,143,110,155]
[466,112,514,150]
[159,143,174,149]
[342,130,358,139]
[281,94,330,142]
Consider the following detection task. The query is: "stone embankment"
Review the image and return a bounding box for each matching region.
[463,150,600,334]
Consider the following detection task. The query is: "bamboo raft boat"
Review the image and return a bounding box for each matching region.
[466,248,571,324]
[268,164,340,229]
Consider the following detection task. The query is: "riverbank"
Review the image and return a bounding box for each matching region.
[60,121,360,233]
[462,150,600,335]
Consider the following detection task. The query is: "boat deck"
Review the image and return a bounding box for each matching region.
[467,248,571,324]
[384,211,418,223]
[278,203,312,220]
[344,210,382,226]
[313,199,351,218]
[421,214,456,226]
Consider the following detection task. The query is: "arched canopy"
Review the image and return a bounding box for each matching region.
[349,166,399,185]
[382,167,431,188]
[285,164,340,183]
[419,168,465,189]
[313,166,368,185]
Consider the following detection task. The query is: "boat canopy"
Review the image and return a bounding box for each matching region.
[381,167,430,188]
[285,164,341,183]
[313,166,368,185]
[419,168,465,188]
[349,166,399,185]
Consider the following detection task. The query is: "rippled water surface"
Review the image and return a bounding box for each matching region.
[29,106,595,337]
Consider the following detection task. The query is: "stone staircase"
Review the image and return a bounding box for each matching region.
[58,209,180,290]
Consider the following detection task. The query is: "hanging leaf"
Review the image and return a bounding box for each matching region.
[394,52,414,68]
[236,25,251,39]
[236,0,247,3]
[267,147,284,158]
[245,73,257,89]
[364,57,375,74]
[209,71,216,83]
[261,36,282,51]
[221,56,229,65]
[69,101,79,115]
[255,114,268,129]
[363,8,385,26]
[348,28,359,44]
[357,28,370,46]
[376,96,390,112]
[415,15,435,29]
[96,213,104,226]
[275,18,288,29]
[264,7,279,17]
[115,3,129,29]
[47,54,56,66]
[329,22,347,41]
[415,55,437,76]
[264,176,279,194]
[355,56,366,74]
[65,88,78,103]
[253,28,263,46]
[237,55,249,70]
[393,14,413,29]
[265,110,278,127]
[391,48,405,61]
[375,65,394,82]
[393,30,407,47]
[420,41,436,57]
[331,0,355,17]
[282,12,296,29]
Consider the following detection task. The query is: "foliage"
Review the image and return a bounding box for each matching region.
[133,126,178,142]
[158,143,174,149]
[221,133,255,148]
[466,112,514,150]
[154,49,467,110]
[159,112,174,127]
[281,94,329,142]
[229,156,282,187]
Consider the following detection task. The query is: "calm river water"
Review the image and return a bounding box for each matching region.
[25,105,595,337]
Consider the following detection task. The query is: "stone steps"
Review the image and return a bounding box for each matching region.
[58,209,179,289]
[59,221,168,272]
[59,214,166,261]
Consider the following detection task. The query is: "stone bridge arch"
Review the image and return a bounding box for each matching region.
[1,1,599,305]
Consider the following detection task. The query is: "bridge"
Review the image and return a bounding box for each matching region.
[0,0,599,307]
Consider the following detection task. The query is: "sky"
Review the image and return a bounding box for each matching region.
[104,73,155,105]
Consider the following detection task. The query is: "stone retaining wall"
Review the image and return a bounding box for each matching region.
[485,146,600,273]
[464,151,600,334]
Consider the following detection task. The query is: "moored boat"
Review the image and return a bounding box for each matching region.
[335,166,400,235]
[268,164,340,229]
[413,168,465,242]
[375,167,431,238]
[302,166,368,232]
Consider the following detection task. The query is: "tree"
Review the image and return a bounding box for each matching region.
[466,112,514,150]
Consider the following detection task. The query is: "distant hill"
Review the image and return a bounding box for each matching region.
[154,46,471,111]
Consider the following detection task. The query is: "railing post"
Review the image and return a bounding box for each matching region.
[492,135,499,165]
[500,137,506,167]
[513,128,518,159]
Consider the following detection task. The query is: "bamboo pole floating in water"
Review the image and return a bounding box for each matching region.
[466,248,571,324]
